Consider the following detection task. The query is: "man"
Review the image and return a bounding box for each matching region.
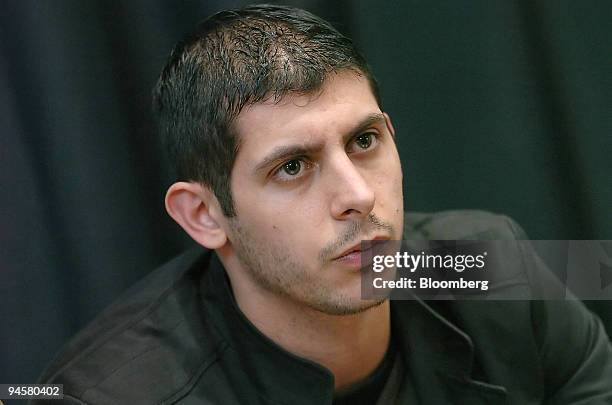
[34,4,612,404]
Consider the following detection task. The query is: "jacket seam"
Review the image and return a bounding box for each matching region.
[80,318,188,397]
[47,254,208,389]
[160,341,229,404]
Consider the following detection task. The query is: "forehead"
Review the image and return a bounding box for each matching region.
[232,71,381,159]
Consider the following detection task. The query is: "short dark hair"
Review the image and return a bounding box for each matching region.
[153,4,380,216]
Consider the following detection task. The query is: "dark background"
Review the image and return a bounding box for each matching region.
[1,0,610,391]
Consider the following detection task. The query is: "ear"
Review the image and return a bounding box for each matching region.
[165,182,227,249]
[383,112,396,138]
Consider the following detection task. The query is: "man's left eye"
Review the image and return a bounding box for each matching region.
[351,132,378,151]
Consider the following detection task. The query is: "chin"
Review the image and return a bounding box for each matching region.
[306,295,387,316]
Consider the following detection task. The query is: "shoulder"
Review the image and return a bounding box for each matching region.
[407,211,612,401]
[35,247,223,404]
[404,209,526,240]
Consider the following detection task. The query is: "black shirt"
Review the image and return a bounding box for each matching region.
[333,337,397,405]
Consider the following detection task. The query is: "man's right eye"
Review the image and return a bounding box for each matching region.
[271,158,313,183]
[282,160,302,176]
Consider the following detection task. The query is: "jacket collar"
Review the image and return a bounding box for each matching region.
[392,298,508,403]
[201,252,335,404]
[200,251,507,404]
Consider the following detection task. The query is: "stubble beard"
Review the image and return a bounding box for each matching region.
[227,216,390,316]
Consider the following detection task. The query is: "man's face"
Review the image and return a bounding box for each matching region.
[224,70,404,315]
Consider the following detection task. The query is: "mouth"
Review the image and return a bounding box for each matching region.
[332,236,390,267]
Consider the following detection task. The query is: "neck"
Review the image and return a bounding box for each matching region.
[217,250,391,391]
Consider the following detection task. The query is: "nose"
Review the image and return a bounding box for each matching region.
[328,153,376,221]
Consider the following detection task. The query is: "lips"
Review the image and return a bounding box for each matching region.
[332,236,389,261]
[336,244,362,259]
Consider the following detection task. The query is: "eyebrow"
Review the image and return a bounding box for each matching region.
[253,113,387,174]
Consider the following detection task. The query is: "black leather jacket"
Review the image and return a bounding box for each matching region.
[33,211,612,404]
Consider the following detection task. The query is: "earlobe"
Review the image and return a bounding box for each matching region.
[383,112,396,138]
[165,182,228,249]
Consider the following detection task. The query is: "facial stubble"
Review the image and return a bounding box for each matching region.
[227,214,393,316]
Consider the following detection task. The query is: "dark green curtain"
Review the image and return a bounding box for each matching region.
[1,0,610,390]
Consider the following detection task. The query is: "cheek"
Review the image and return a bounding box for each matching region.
[388,152,403,196]
[371,152,404,232]
[373,152,403,194]
[231,172,328,252]
[261,209,328,265]
[297,197,328,228]
[239,205,317,247]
